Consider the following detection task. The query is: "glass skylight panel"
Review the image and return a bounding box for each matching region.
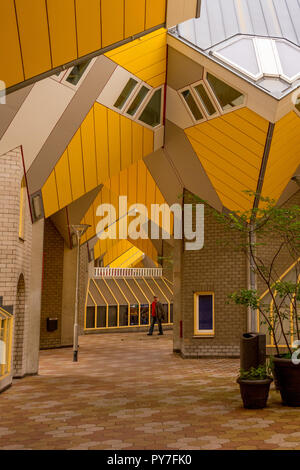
[194,84,216,116]
[206,74,244,111]
[139,89,162,127]
[127,86,149,116]
[114,78,138,109]
[66,60,90,86]
[216,38,260,78]
[181,89,203,121]
[275,41,300,81]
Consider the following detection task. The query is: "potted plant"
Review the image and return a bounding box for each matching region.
[189,191,300,406]
[237,363,273,409]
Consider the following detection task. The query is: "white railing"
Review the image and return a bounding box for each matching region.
[94,267,163,278]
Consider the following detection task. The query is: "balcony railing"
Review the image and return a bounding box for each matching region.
[94,267,163,278]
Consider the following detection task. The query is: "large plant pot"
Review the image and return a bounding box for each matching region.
[273,356,300,407]
[237,377,273,409]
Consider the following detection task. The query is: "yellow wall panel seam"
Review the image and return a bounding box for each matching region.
[187,135,259,186]
[185,126,262,170]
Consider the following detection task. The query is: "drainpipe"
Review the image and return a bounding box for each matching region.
[247,122,275,332]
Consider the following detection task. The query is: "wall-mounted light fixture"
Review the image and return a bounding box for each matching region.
[30,191,44,222]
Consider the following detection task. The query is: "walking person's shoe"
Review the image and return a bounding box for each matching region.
[147,333,152,336]
[158,332,163,335]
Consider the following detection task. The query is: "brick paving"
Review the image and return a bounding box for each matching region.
[1,331,300,450]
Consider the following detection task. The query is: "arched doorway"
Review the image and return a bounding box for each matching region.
[13,274,26,377]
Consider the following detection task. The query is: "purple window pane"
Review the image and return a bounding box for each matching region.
[198,295,213,330]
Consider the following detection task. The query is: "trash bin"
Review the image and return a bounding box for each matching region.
[240,333,266,371]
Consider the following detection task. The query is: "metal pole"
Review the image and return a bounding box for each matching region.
[73,232,80,362]
[249,225,257,332]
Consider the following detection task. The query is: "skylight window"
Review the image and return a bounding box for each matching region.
[275,41,300,82]
[181,89,204,121]
[114,78,138,110]
[214,38,260,79]
[65,60,90,86]
[194,84,217,116]
[127,86,150,116]
[138,89,162,128]
[206,73,244,111]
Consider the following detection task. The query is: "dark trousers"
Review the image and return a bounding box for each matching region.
[149,315,163,334]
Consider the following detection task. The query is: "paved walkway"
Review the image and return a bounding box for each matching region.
[1,331,300,450]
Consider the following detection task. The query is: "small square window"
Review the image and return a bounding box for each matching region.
[194,293,214,336]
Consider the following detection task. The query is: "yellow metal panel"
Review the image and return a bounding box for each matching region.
[125,0,146,37]
[15,0,52,79]
[47,0,77,68]
[137,160,147,206]
[68,129,85,201]
[75,0,101,57]
[0,0,24,87]
[120,168,128,197]
[262,112,300,202]
[42,171,59,218]
[147,73,166,87]
[81,108,98,193]
[132,122,143,163]
[101,0,124,48]
[128,162,137,207]
[107,109,121,176]
[55,150,72,209]
[94,103,110,184]
[143,127,154,155]
[146,170,156,216]
[120,115,133,170]
[105,28,167,86]
[145,0,166,29]
[184,108,270,212]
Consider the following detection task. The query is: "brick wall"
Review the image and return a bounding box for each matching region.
[0,147,33,377]
[179,191,247,358]
[40,219,64,349]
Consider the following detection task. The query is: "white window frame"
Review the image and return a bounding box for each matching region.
[61,57,96,91]
[51,69,69,83]
[136,85,164,130]
[273,39,300,84]
[194,292,215,337]
[113,77,140,112]
[191,80,220,120]
[204,70,247,115]
[178,85,207,124]
[124,83,152,118]
[213,36,263,82]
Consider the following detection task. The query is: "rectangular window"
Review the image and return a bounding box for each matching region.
[138,88,162,128]
[65,60,90,86]
[181,89,204,121]
[114,78,138,110]
[194,84,217,116]
[127,86,150,116]
[194,292,214,336]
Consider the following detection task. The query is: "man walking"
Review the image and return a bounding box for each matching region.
[147,295,164,336]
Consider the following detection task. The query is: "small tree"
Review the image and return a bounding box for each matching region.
[187,191,300,356]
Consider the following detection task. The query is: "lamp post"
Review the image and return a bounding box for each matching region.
[69,224,90,362]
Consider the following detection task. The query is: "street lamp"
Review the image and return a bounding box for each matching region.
[69,224,91,362]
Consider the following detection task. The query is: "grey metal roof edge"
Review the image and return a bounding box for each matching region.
[167,29,300,101]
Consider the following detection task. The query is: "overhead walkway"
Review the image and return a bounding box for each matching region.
[85,268,173,331]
